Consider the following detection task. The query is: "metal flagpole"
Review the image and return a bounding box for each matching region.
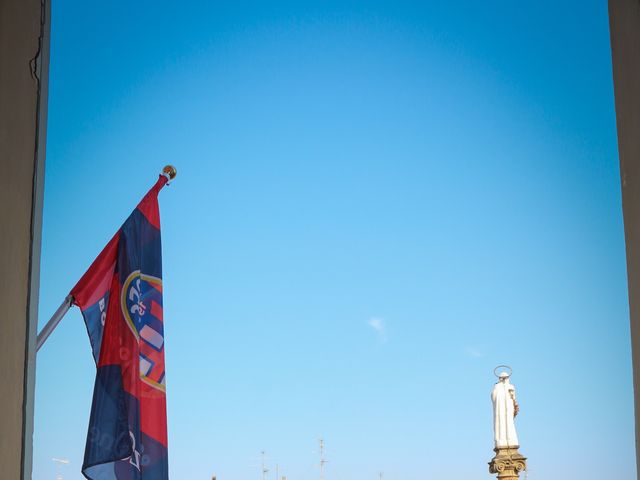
[36,295,73,351]
[36,165,177,353]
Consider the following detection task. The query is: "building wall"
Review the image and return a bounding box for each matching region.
[0,0,50,478]
[609,0,640,477]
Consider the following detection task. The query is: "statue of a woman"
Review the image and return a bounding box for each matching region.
[491,371,520,448]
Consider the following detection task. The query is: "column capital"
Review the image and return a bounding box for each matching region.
[488,447,527,480]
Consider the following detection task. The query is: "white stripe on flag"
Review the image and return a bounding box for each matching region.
[139,356,152,376]
[140,324,164,349]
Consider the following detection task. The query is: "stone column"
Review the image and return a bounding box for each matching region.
[489,446,527,480]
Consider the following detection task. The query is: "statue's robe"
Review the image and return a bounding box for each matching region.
[491,380,519,448]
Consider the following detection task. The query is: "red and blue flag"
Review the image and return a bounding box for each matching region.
[71,175,170,479]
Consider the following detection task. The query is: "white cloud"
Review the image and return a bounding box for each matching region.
[368,317,387,342]
[465,347,484,358]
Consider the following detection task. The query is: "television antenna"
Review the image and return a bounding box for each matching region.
[319,438,328,480]
[51,457,69,480]
[261,450,269,480]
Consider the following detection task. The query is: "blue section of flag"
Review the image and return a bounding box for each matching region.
[82,292,110,363]
[118,210,163,285]
[83,365,133,476]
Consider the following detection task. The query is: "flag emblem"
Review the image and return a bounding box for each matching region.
[121,270,166,391]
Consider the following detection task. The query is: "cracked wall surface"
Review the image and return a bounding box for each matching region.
[0,0,49,478]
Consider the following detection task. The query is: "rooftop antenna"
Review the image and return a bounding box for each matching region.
[261,450,269,480]
[52,457,69,480]
[319,438,328,480]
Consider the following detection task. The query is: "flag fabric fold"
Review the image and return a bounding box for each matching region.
[71,175,169,480]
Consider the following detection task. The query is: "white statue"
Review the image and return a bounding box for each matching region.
[491,371,520,448]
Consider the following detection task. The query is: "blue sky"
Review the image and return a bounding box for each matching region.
[34,1,634,479]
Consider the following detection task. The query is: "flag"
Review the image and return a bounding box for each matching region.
[71,174,170,479]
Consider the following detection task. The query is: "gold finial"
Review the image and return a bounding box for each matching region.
[162,165,177,180]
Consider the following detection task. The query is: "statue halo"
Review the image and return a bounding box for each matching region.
[493,365,513,378]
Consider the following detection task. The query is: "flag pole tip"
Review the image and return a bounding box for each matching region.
[162,165,177,180]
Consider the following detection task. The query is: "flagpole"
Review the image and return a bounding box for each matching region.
[36,166,177,353]
[36,295,73,351]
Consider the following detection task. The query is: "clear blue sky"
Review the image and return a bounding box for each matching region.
[34,1,634,479]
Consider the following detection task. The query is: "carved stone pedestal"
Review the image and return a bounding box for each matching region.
[488,447,527,480]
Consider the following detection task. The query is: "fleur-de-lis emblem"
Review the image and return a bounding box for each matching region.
[129,278,147,319]
[121,270,165,391]
[129,430,141,471]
